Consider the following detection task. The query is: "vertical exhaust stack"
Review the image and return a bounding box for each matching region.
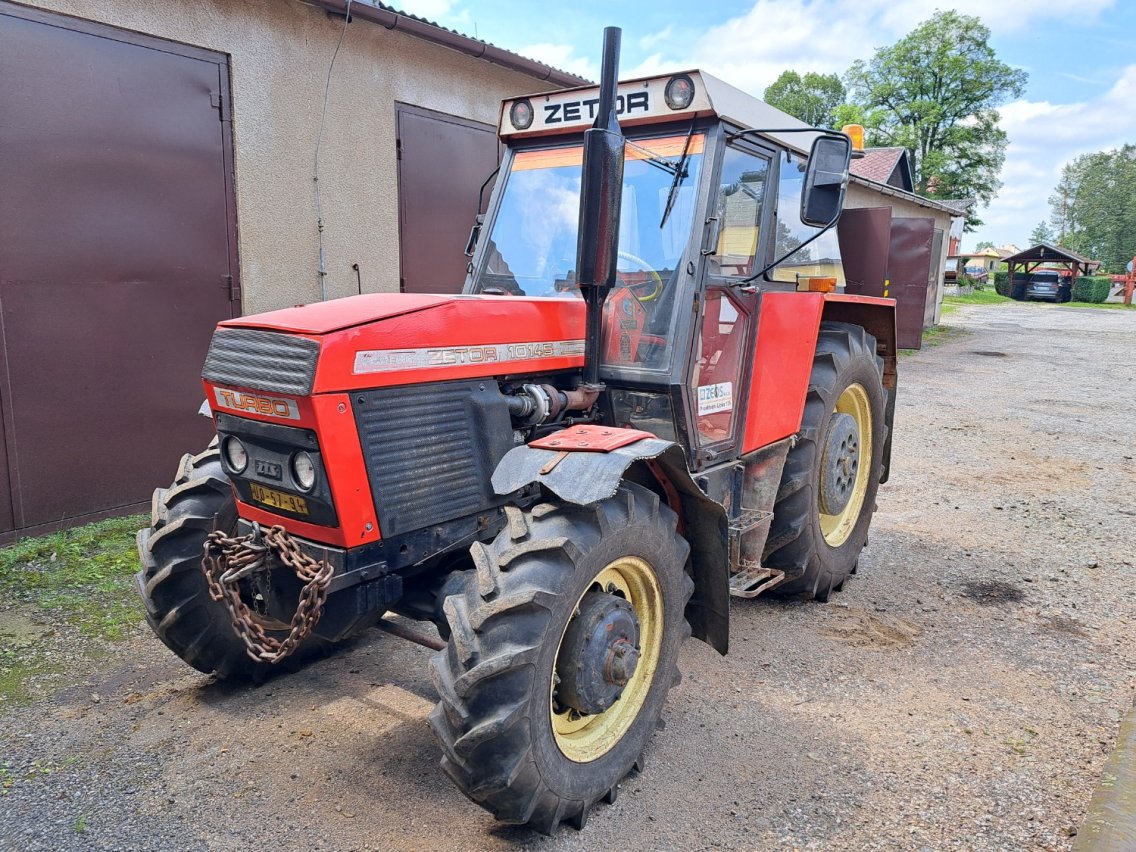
[575,26,625,389]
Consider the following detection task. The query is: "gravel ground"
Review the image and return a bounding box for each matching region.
[1,301,1134,852]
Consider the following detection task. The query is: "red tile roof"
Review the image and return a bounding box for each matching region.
[849,147,907,184]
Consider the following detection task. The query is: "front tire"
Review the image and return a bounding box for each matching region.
[428,483,692,834]
[763,322,886,600]
[135,441,328,679]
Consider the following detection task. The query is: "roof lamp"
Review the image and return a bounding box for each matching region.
[841,124,865,158]
[510,99,534,130]
[664,75,695,110]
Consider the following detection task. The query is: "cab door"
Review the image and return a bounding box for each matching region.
[687,141,774,464]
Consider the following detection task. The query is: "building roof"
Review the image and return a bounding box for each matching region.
[849,147,913,191]
[1003,243,1092,265]
[313,1,587,87]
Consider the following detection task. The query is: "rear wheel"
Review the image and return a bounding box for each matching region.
[135,440,328,679]
[428,483,692,834]
[763,322,886,600]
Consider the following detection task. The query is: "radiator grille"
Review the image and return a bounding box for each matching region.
[353,381,513,537]
[202,328,319,395]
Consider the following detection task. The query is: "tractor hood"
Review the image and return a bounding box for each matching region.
[213,292,587,394]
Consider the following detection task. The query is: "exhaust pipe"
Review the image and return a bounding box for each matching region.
[574,26,624,389]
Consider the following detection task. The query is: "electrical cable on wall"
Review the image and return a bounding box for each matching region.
[314,0,353,301]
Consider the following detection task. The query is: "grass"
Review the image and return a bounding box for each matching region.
[943,290,1136,311]
[0,514,147,641]
[0,514,145,705]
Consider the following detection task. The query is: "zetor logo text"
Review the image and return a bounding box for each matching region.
[213,387,300,420]
[543,91,650,124]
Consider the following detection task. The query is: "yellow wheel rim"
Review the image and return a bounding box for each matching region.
[818,383,872,548]
[551,556,663,763]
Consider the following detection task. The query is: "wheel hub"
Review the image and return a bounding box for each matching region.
[819,411,860,515]
[556,589,641,716]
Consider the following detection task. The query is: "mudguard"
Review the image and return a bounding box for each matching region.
[492,430,730,655]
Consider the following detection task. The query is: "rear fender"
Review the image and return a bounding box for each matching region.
[491,430,730,655]
[821,296,898,483]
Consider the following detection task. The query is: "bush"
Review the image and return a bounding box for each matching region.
[1071,276,1111,303]
[993,270,1009,297]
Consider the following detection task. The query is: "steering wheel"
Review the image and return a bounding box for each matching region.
[617,250,665,303]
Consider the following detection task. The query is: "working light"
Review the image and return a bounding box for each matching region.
[222,436,248,474]
[291,452,316,492]
[510,99,534,130]
[664,75,695,110]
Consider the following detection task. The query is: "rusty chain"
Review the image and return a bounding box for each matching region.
[201,523,334,664]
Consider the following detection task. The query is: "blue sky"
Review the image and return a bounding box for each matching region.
[396,0,1136,252]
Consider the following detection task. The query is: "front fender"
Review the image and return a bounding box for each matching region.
[491,436,730,655]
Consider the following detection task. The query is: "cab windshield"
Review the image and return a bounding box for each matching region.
[472,133,705,372]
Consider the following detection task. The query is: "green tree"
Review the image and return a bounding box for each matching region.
[1029,220,1055,245]
[974,240,995,251]
[763,70,847,128]
[845,11,1027,230]
[1049,145,1136,272]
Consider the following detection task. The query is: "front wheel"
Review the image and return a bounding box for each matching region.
[428,483,692,834]
[763,322,887,600]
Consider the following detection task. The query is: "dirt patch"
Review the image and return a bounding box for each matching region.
[969,350,1008,357]
[1041,614,1092,638]
[820,607,923,648]
[960,579,1026,605]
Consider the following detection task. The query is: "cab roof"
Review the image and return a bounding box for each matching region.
[499,70,821,156]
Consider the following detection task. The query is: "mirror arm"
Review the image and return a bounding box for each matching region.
[733,212,841,288]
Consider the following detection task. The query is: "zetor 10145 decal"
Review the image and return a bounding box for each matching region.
[137,26,900,835]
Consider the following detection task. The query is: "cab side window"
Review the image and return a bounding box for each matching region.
[708,147,770,278]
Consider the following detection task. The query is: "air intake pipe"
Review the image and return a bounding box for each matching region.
[574,26,625,389]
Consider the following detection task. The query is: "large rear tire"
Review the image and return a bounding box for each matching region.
[135,441,328,679]
[428,483,692,834]
[763,322,886,601]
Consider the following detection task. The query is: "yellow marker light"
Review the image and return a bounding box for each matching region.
[801,277,837,293]
[841,124,865,152]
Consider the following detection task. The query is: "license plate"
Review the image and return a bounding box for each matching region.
[249,483,309,515]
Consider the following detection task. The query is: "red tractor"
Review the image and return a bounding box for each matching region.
[137,29,896,833]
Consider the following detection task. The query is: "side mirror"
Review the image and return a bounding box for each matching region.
[801,134,851,228]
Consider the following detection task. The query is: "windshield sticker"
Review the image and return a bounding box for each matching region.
[697,382,733,416]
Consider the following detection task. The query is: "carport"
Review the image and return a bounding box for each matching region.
[1004,243,1095,299]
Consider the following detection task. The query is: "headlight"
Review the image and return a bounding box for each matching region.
[664,75,695,110]
[509,99,534,130]
[291,452,316,492]
[222,436,248,474]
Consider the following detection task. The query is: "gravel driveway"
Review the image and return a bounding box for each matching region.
[2,301,1134,852]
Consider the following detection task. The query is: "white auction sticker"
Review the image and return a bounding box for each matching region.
[697,382,733,415]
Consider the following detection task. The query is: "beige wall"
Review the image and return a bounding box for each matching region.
[844,181,955,327]
[26,0,558,313]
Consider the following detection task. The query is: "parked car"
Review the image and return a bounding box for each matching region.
[1024,271,1071,303]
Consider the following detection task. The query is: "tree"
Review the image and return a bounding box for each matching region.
[1048,145,1136,272]
[974,240,995,251]
[845,11,1027,230]
[1029,221,1055,246]
[763,70,847,128]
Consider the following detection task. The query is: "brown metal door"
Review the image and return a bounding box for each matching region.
[0,4,238,535]
[396,104,501,294]
[837,207,892,296]
[887,217,935,350]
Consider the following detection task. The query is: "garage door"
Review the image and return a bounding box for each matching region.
[0,3,239,538]
[396,104,502,294]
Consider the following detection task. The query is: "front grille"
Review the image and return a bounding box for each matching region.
[202,328,319,395]
[353,381,513,537]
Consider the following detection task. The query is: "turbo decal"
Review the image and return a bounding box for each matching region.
[213,387,300,420]
[353,340,587,375]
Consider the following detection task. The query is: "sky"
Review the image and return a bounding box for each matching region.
[393,0,1136,253]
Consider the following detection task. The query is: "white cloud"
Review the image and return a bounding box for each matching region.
[514,42,599,81]
[969,64,1136,248]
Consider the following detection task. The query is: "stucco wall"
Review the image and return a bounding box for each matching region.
[844,181,954,327]
[24,0,560,313]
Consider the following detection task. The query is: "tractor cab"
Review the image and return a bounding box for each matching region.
[466,70,851,468]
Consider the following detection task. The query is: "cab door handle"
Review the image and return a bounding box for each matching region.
[700,216,721,256]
